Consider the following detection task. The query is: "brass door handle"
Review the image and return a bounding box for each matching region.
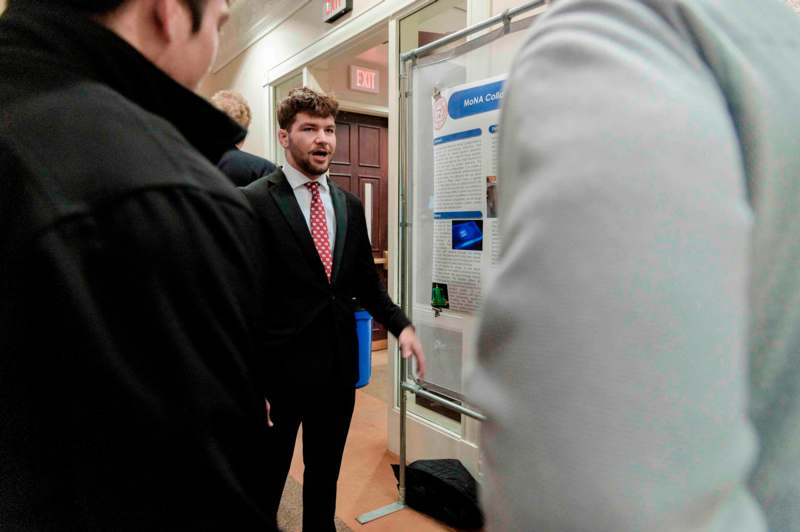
[373,250,389,270]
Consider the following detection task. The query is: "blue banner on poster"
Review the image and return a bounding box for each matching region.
[433,128,482,146]
[433,211,483,219]
[447,80,505,119]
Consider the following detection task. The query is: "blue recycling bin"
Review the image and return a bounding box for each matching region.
[355,310,373,388]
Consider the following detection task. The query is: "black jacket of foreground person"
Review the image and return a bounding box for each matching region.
[0,3,276,530]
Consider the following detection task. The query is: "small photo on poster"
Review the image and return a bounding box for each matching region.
[486,175,497,219]
[452,220,483,251]
[431,282,450,309]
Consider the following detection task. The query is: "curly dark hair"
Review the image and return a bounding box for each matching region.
[276,87,339,130]
[9,0,208,31]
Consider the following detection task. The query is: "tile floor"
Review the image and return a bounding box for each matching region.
[284,349,453,532]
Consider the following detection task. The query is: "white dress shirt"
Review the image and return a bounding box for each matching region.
[283,163,336,252]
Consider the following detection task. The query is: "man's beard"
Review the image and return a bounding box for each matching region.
[289,141,330,177]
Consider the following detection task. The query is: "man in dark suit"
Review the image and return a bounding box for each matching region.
[211,89,277,186]
[241,87,426,531]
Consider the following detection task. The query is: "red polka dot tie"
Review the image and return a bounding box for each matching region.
[305,181,332,282]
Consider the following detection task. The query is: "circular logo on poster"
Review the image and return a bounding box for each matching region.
[433,94,447,131]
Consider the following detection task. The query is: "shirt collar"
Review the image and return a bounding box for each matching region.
[284,163,329,193]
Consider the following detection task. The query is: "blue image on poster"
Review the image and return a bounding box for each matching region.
[452,220,483,251]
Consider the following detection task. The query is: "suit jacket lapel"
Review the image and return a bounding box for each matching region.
[267,170,330,283]
[329,180,348,284]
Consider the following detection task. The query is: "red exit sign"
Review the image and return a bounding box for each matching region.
[350,65,380,94]
[323,0,352,23]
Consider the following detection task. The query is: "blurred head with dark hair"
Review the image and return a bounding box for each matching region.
[8,0,229,88]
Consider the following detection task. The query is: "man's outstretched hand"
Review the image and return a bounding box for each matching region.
[398,326,426,379]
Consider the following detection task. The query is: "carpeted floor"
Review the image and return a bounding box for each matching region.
[277,475,352,532]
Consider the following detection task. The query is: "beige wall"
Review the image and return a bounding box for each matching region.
[198,0,531,157]
[491,0,528,16]
[0,0,6,15]
[199,0,384,157]
[198,0,535,157]
[312,50,389,109]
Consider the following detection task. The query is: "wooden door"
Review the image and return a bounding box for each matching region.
[329,111,390,343]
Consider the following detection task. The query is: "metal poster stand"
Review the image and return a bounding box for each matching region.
[357,0,549,524]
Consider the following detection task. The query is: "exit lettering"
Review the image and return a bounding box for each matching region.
[357,70,376,90]
[350,65,380,94]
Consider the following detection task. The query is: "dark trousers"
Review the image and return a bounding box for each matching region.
[265,377,356,532]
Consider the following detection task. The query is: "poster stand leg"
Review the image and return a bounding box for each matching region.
[356,501,406,524]
[356,355,410,524]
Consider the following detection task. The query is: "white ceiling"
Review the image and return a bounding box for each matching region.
[215,0,311,72]
[313,25,390,70]
[213,0,470,73]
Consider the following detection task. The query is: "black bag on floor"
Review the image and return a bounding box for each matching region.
[392,459,484,530]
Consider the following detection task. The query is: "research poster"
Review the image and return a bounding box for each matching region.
[431,75,504,313]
